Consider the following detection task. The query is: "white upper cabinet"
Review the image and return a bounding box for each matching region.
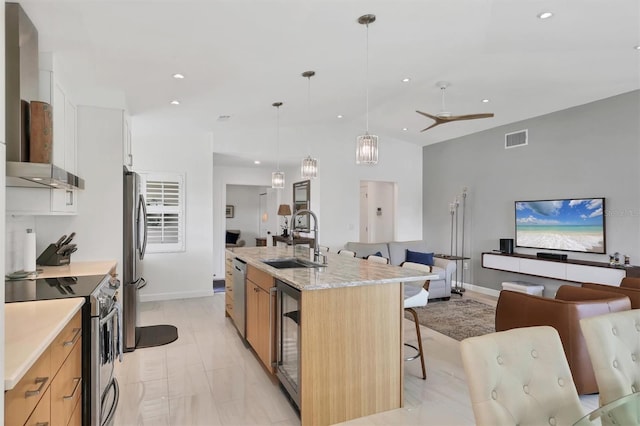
[6,56,78,215]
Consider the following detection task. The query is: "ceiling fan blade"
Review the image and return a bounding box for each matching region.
[420,121,442,132]
[415,110,438,120]
[446,113,494,121]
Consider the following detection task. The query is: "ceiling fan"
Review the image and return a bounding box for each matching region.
[416,81,494,132]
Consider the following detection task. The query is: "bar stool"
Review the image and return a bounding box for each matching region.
[401,262,431,380]
[337,249,356,257]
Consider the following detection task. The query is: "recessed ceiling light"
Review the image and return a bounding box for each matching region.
[254,160,261,165]
[51,183,59,187]
[482,99,490,103]
[402,127,408,131]
[173,73,185,79]
[337,114,343,119]
[170,100,180,105]
[635,45,640,50]
[32,177,43,181]
[537,11,553,19]
[401,78,411,83]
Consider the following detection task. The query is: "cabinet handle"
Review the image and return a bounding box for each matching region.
[65,190,74,206]
[25,377,49,397]
[63,328,82,347]
[63,377,82,400]
[36,423,49,426]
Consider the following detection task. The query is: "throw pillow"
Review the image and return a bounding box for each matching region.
[226,231,240,244]
[406,249,434,266]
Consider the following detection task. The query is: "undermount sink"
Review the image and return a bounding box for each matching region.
[261,258,324,269]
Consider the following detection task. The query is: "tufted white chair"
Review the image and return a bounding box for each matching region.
[580,310,640,425]
[337,249,356,257]
[366,254,390,264]
[460,326,585,426]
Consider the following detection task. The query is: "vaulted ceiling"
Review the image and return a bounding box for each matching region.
[21,0,640,166]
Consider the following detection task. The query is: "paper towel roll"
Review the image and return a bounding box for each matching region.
[23,229,36,273]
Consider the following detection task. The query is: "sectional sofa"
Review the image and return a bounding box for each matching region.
[344,240,456,300]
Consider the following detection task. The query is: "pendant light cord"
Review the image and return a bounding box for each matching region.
[276,104,280,171]
[365,21,370,133]
[307,75,311,155]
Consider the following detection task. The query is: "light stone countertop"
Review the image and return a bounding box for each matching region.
[5,298,85,389]
[35,260,117,279]
[227,246,437,291]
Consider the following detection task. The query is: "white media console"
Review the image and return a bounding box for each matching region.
[482,252,639,286]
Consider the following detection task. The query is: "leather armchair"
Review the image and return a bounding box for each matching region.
[582,281,640,309]
[495,286,632,394]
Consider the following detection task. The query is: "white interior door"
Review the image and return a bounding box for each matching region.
[360,181,396,243]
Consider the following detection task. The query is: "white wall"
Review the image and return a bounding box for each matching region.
[211,123,423,278]
[132,118,213,301]
[226,184,268,247]
[35,106,124,278]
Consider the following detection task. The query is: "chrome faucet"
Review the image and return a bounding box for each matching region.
[290,209,324,264]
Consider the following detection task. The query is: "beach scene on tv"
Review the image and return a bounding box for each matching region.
[515,198,605,253]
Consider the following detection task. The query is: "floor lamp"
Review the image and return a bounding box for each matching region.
[449,188,468,296]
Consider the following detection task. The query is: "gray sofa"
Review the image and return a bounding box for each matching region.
[344,240,456,300]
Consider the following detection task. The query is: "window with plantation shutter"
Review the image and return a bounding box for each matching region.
[140,172,185,253]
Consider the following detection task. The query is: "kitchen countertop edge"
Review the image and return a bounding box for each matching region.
[34,260,117,279]
[227,247,436,291]
[5,298,85,389]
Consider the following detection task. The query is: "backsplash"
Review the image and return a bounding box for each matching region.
[6,215,36,273]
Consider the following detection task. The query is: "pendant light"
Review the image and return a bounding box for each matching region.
[272,102,285,189]
[356,14,378,165]
[301,70,318,179]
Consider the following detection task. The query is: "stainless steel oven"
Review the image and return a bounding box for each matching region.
[275,279,301,409]
[90,275,123,426]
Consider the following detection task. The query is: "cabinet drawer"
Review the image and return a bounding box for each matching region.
[50,340,82,426]
[24,386,51,426]
[247,266,274,292]
[5,347,52,426]
[51,310,82,371]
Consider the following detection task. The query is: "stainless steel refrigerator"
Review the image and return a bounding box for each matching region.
[123,167,178,351]
[123,167,147,352]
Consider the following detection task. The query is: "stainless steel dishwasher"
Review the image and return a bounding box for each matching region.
[232,258,247,338]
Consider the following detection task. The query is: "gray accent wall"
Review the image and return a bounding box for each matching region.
[423,90,640,294]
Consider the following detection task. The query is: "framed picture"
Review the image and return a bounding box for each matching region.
[225,205,234,218]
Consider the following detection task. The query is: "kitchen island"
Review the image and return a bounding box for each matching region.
[226,246,434,426]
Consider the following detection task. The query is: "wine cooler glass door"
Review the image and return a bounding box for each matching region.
[276,280,301,408]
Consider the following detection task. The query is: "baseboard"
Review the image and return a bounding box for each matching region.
[139,289,215,302]
[458,282,500,298]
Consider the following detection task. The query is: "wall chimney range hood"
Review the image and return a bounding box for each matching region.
[5,3,85,190]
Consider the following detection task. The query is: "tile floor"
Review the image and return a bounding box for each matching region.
[114,291,598,425]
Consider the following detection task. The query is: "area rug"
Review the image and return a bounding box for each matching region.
[406,298,496,341]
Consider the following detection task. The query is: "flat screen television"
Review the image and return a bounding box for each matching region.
[515,198,606,254]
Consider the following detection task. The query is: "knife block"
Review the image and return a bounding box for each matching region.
[36,244,71,266]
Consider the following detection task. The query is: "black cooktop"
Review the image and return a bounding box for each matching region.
[5,274,108,303]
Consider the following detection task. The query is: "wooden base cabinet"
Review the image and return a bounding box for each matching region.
[246,266,275,373]
[5,310,83,426]
[299,283,404,425]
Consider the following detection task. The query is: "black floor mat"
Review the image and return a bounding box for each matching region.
[213,279,225,293]
[136,325,178,349]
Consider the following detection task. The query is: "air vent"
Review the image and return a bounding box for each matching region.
[505,129,528,149]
